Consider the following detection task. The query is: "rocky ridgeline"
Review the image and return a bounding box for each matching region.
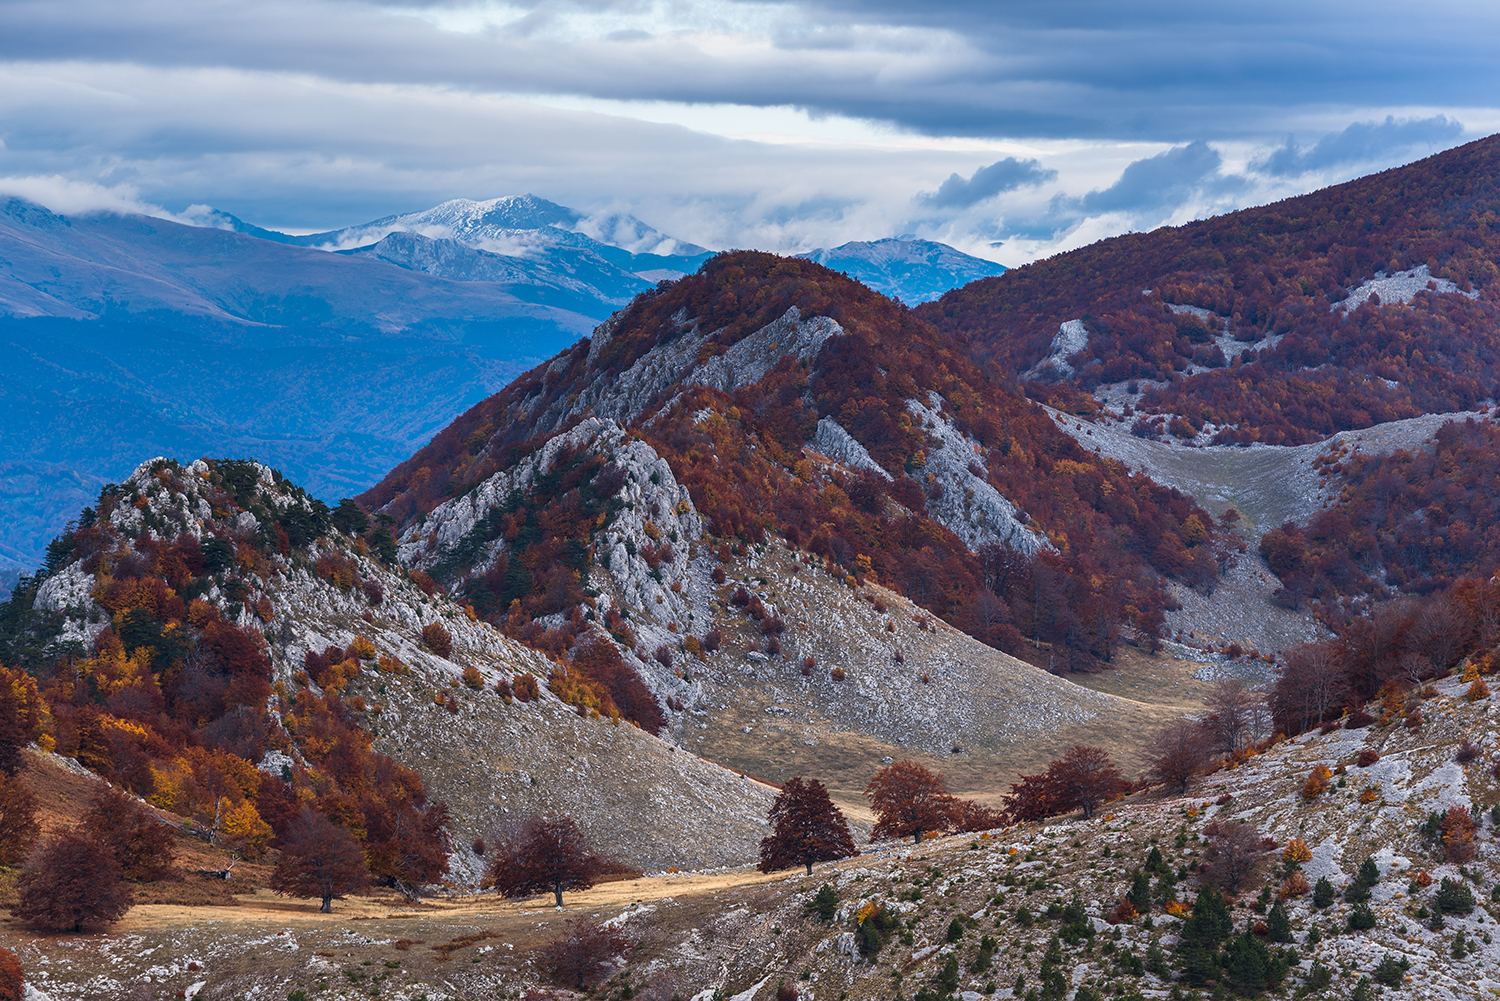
[32,456,777,876]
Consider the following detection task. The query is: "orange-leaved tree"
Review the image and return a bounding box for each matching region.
[758,776,859,875]
[866,761,954,844]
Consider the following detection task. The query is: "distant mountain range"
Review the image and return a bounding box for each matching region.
[798,238,1006,303]
[0,192,1006,578]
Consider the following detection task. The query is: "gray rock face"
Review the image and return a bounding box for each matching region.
[905,395,1049,556]
[1023,318,1089,380]
[521,305,844,437]
[810,417,891,480]
[34,454,774,877]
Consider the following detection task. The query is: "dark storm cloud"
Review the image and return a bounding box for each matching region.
[1,0,1497,141]
[1254,115,1465,177]
[921,158,1056,209]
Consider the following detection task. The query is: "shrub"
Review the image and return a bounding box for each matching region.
[806,883,839,921]
[1455,737,1481,763]
[1346,903,1377,930]
[1281,838,1313,866]
[1344,708,1375,729]
[1278,872,1310,899]
[830,667,846,681]
[1359,788,1379,803]
[1373,954,1410,987]
[1442,805,1478,863]
[702,629,723,652]
[422,622,453,658]
[493,677,512,699]
[1301,764,1331,799]
[542,917,631,991]
[513,674,539,701]
[349,634,376,660]
[1356,749,1379,767]
[1311,876,1336,908]
[1466,678,1490,701]
[461,665,483,690]
[15,828,133,931]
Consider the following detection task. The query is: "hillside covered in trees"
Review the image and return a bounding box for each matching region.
[362,252,1237,685]
[919,134,1500,446]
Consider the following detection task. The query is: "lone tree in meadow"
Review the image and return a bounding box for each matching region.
[14,828,133,932]
[866,761,955,843]
[487,814,628,907]
[269,808,372,913]
[1050,745,1130,819]
[758,776,859,875]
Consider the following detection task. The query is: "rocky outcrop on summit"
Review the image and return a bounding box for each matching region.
[517,305,842,438]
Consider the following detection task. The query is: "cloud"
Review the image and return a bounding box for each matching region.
[920,157,1055,209]
[0,174,172,218]
[1080,141,1224,214]
[1254,115,1464,176]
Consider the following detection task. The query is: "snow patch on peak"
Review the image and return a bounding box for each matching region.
[905,396,1049,556]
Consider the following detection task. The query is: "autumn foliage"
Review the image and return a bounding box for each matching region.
[269,808,372,913]
[360,252,1231,675]
[0,459,450,899]
[80,786,175,881]
[15,828,133,931]
[1002,745,1130,823]
[0,774,37,867]
[921,135,1500,449]
[758,776,859,875]
[486,814,630,907]
[866,761,955,843]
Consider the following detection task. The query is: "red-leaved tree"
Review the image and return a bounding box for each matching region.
[1049,745,1129,818]
[269,809,372,913]
[14,829,133,931]
[0,774,38,867]
[951,798,1006,833]
[758,777,859,875]
[542,917,631,990]
[80,786,175,882]
[866,761,955,843]
[0,946,20,1001]
[487,814,628,907]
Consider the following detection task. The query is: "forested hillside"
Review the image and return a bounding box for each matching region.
[362,253,1237,685]
[919,134,1500,445]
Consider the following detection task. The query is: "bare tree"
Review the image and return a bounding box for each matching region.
[1274,643,1348,734]
[1203,679,1264,756]
[542,917,631,990]
[1201,821,1276,894]
[1146,720,1216,794]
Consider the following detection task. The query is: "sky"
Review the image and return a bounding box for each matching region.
[1,0,1497,265]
